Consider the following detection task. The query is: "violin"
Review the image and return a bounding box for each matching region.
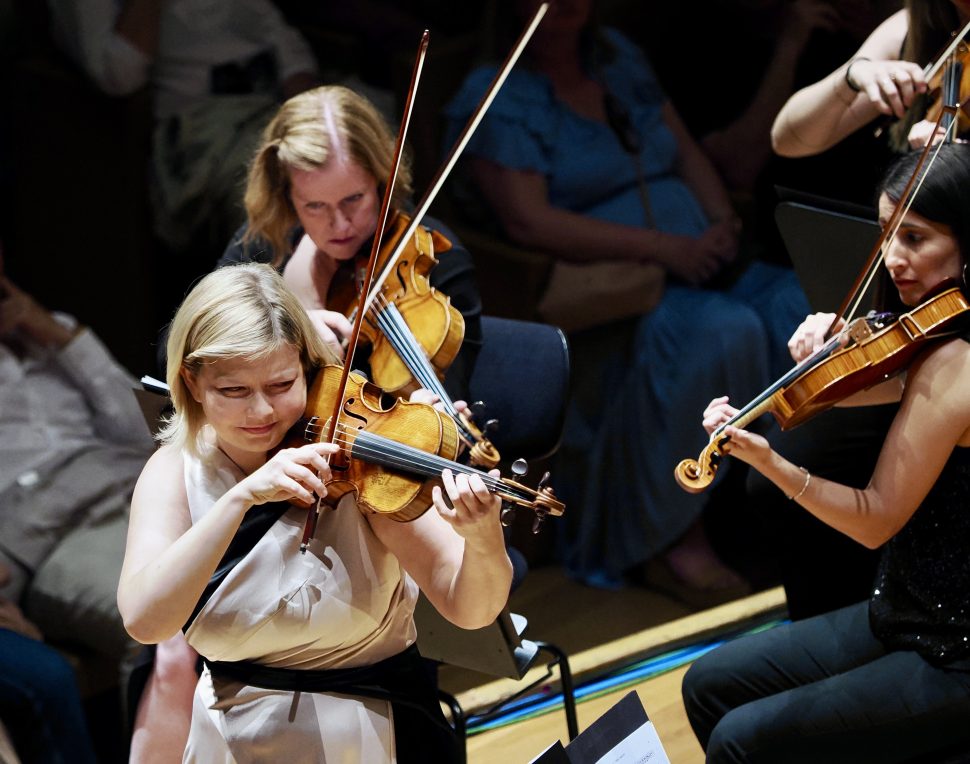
[300,8,553,547]
[297,364,564,524]
[675,110,967,494]
[674,284,970,493]
[327,210,464,397]
[326,210,500,469]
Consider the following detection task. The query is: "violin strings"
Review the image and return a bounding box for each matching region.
[304,421,533,503]
[367,298,479,443]
[715,335,844,436]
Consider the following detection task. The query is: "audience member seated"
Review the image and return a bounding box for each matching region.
[131,83,505,761]
[0,562,97,764]
[682,144,970,762]
[611,0,897,258]
[46,0,320,263]
[0,250,153,725]
[443,0,810,596]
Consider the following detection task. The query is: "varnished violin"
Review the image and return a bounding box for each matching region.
[327,211,464,396]
[675,108,967,494]
[326,211,500,468]
[297,364,564,524]
[300,12,554,547]
[674,284,970,493]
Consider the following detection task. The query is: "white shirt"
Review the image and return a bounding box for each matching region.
[46,0,317,117]
[0,316,154,496]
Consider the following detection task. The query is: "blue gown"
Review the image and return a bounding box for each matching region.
[445,29,809,587]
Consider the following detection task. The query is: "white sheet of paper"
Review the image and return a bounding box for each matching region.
[594,720,670,764]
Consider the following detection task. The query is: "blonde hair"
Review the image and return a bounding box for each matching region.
[244,85,413,263]
[160,263,336,455]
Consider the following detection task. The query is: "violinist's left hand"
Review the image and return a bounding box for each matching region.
[907,119,967,150]
[432,468,503,546]
[718,424,773,471]
[703,396,739,436]
[408,389,469,415]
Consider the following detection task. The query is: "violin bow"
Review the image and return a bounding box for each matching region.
[357,2,550,320]
[300,30,429,552]
[824,103,959,341]
[922,17,970,84]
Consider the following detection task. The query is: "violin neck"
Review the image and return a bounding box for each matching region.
[350,430,535,506]
[718,338,842,435]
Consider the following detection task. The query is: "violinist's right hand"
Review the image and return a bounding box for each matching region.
[229,442,340,506]
[703,396,739,437]
[844,58,927,119]
[306,309,353,360]
[788,312,845,363]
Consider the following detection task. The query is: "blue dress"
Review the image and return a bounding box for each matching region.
[445,29,809,587]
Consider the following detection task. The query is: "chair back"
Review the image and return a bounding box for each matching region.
[467,316,569,462]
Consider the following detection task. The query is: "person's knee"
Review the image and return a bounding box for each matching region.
[706,709,757,764]
[682,654,730,747]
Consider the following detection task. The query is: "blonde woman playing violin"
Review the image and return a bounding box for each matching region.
[682,144,970,763]
[119,264,511,763]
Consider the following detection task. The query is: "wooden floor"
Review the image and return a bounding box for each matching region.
[437,565,787,763]
[466,664,703,763]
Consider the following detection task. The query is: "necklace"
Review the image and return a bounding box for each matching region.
[216,444,251,476]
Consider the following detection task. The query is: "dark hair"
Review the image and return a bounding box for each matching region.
[879,143,970,263]
[874,143,970,309]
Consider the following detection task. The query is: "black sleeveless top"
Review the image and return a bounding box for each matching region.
[869,331,970,669]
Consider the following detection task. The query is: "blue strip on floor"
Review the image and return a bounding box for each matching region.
[465,619,786,735]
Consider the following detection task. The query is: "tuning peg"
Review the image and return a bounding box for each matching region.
[469,401,486,423]
[531,511,546,535]
[511,458,528,477]
[483,418,500,437]
[538,471,552,490]
[500,502,516,527]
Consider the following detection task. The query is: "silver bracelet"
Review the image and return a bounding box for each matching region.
[787,467,812,501]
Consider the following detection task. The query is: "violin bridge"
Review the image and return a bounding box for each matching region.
[847,319,874,344]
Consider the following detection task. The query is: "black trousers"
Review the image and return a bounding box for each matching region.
[682,602,970,763]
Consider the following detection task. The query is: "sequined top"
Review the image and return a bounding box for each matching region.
[869,333,970,668]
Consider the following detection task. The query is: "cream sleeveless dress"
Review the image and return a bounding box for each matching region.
[181,443,419,763]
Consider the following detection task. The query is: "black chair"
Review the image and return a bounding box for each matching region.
[415,316,578,754]
[467,316,570,463]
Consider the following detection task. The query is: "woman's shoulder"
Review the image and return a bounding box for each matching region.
[134,444,188,502]
[906,334,970,412]
[144,443,184,472]
[599,27,664,105]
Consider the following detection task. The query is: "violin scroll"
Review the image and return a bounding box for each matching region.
[674,437,729,494]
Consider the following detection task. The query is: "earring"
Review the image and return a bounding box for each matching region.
[964,263,968,291]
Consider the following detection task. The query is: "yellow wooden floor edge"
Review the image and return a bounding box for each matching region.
[454,586,787,714]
